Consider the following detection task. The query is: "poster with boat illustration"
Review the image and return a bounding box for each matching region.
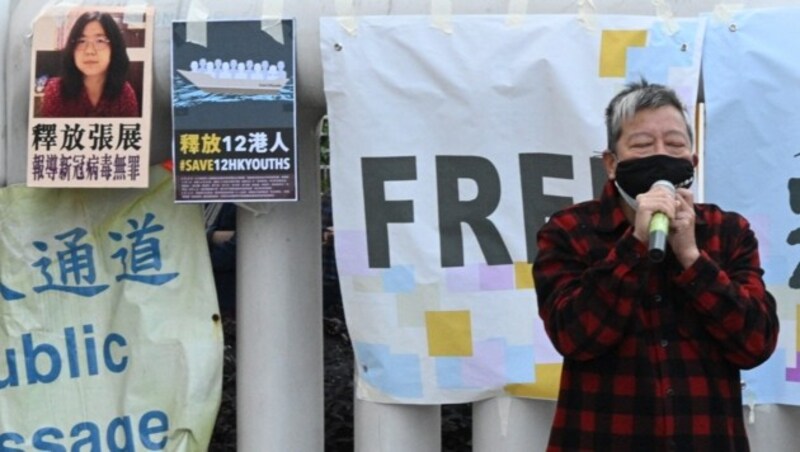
[171,19,297,202]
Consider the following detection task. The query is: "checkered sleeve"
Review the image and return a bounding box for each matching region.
[534,208,649,361]
[674,209,779,369]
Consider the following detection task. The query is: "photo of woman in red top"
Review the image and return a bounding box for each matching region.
[40,11,139,118]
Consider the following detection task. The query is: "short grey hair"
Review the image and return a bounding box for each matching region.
[604,79,693,154]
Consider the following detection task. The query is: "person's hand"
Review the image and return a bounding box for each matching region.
[667,188,700,268]
[632,183,677,245]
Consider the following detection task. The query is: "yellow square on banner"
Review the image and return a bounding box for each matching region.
[796,305,800,350]
[505,363,563,399]
[599,30,647,77]
[426,310,473,356]
[515,262,534,289]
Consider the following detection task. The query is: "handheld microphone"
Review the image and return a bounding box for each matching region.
[648,180,675,262]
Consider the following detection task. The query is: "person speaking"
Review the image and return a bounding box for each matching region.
[40,11,139,118]
[533,80,778,451]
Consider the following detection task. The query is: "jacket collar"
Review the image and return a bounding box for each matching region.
[597,181,630,233]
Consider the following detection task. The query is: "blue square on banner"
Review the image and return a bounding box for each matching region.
[626,47,670,84]
[506,345,536,383]
[742,348,798,405]
[354,341,423,398]
[383,265,415,293]
[436,357,463,389]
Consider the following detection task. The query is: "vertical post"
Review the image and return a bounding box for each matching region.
[0,0,16,187]
[237,105,326,451]
[354,399,441,451]
[472,397,555,451]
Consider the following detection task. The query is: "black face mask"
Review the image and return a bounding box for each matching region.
[613,154,695,200]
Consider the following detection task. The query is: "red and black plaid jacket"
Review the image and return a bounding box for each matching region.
[533,181,779,452]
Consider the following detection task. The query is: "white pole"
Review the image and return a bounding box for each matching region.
[237,104,326,451]
[354,399,441,452]
[0,0,10,187]
[472,397,555,451]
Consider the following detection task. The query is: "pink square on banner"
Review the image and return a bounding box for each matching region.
[335,230,370,276]
[445,265,480,292]
[787,353,800,382]
[463,339,505,387]
[479,264,514,290]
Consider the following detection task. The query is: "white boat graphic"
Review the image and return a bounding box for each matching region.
[177,69,288,95]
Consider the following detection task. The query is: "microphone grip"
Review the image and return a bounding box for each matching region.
[648,211,669,262]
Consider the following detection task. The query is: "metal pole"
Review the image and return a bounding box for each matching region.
[237,104,326,451]
[472,397,555,451]
[354,399,441,452]
[4,0,35,187]
[0,0,10,187]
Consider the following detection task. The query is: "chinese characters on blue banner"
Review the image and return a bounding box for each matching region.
[2,212,178,301]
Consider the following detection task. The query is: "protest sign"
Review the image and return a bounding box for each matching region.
[0,165,222,449]
[27,5,154,188]
[704,6,800,406]
[171,19,298,202]
[321,15,704,403]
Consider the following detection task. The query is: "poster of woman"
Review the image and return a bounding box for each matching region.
[27,5,153,188]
